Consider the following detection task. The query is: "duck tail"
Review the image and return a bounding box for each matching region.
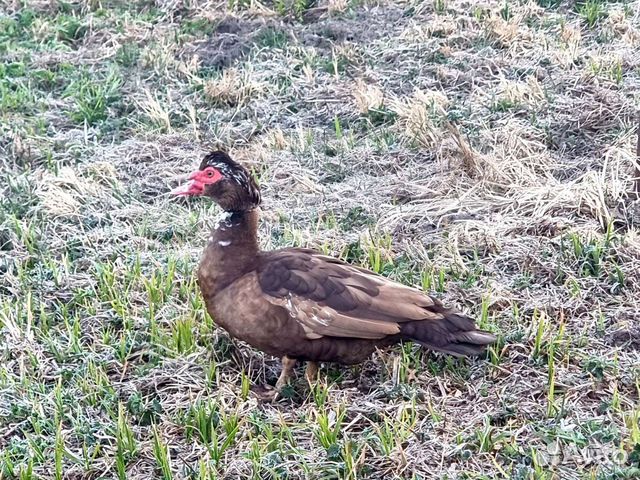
[401,308,496,357]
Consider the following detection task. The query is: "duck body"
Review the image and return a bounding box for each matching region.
[172,151,496,396]
[198,210,392,364]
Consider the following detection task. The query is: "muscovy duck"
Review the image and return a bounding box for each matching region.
[172,151,495,398]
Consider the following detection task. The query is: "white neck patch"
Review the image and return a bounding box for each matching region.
[213,211,234,230]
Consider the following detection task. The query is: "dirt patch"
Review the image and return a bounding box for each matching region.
[183,16,260,69]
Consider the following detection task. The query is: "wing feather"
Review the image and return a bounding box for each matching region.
[257,248,443,340]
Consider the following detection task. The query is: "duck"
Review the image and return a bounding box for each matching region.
[171,150,496,399]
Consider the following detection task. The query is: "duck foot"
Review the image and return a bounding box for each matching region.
[251,356,297,402]
[250,384,279,402]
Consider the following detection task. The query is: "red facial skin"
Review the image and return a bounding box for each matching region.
[171,167,222,196]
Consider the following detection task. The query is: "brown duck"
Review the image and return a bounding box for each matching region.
[172,151,496,398]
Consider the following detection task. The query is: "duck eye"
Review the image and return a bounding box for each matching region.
[207,169,214,177]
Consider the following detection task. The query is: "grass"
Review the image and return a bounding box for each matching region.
[1,0,639,478]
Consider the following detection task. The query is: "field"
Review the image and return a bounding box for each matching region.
[1,0,640,478]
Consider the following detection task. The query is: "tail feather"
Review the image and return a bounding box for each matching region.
[401,308,496,357]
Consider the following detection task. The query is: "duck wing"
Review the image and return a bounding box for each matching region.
[257,248,495,356]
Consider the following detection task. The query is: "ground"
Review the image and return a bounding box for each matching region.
[1,0,640,478]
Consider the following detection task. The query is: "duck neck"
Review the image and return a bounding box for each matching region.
[211,208,260,256]
[200,208,260,291]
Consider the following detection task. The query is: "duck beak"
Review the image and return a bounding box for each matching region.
[171,171,204,196]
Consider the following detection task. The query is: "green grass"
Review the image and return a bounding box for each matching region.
[576,0,608,28]
[1,0,639,478]
[65,68,123,125]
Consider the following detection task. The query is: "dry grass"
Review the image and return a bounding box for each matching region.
[1,0,640,479]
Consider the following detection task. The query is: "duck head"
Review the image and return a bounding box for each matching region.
[172,151,261,212]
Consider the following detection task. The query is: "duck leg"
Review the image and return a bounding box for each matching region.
[252,356,296,402]
[305,361,319,386]
[275,356,297,390]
